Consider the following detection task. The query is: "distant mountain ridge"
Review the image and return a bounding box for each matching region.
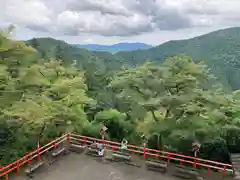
[116,27,240,90]
[75,42,153,53]
[25,37,125,70]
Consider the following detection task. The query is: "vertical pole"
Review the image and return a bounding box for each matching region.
[16,160,20,174]
[67,133,70,148]
[5,174,8,180]
[84,136,86,145]
[28,159,31,168]
[194,158,197,168]
[180,160,182,168]
[143,143,146,160]
[208,168,211,176]
[167,153,171,164]
[102,134,104,149]
[223,166,226,176]
[37,151,40,161]
[53,142,57,152]
[37,142,41,161]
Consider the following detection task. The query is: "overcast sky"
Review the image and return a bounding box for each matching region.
[1,0,240,45]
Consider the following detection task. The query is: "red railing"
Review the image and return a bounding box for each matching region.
[0,133,233,179]
[70,134,233,176]
[0,133,69,179]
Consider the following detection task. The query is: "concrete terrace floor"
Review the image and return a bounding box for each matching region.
[10,152,232,180]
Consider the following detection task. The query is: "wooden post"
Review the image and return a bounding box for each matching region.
[5,174,8,180]
[67,133,70,148]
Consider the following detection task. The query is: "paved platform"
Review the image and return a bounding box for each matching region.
[9,152,232,180]
[10,153,179,180]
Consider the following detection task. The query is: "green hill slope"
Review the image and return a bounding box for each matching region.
[25,38,124,70]
[116,27,240,90]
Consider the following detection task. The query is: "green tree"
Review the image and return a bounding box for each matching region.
[30,38,39,50]
[94,109,134,141]
[0,29,95,164]
[55,45,64,60]
[110,56,234,160]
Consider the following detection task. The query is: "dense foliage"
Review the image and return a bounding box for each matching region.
[1,27,240,167]
[116,27,240,91]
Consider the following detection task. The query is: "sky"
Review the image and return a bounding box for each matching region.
[1,0,240,45]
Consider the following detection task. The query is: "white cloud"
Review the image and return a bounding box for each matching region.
[1,0,52,30]
[54,10,153,36]
[0,0,240,44]
[67,0,132,16]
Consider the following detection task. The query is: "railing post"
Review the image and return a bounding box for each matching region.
[37,146,41,161]
[28,159,31,168]
[84,136,86,145]
[167,153,171,164]
[16,160,20,174]
[67,133,71,148]
[194,158,197,168]
[5,174,8,180]
[53,142,57,152]
[208,168,211,176]
[223,166,226,176]
[180,160,182,168]
[143,143,147,160]
[102,134,105,149]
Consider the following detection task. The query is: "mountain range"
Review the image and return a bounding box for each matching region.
[26,27,240,91]
[75,43,152,53]
[116,27,240,90]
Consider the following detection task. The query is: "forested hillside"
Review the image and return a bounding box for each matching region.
[1,26,240,168]
[117,27,240,90]
[25,38,125,70]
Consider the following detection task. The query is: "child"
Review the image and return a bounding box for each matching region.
[96,142,104,156]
